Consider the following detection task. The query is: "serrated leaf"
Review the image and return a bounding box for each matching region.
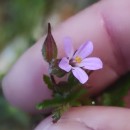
[37,95,64,109]
[42,23,57,63]
[56,81,70,94]
[43,75,53,90]
[52,110,60,123]
[68,87,87,101]
[52,103,70,123]
[37,86,87,110]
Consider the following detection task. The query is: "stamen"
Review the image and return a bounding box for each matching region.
[75,56,82,63]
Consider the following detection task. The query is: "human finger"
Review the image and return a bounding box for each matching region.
[2,0,130,112]
[35,106,130,130]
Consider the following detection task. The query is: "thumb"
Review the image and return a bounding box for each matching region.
[35,106,130,130]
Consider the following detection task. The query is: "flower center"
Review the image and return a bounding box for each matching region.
[75,56,82,63]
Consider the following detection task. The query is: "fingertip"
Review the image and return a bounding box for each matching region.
[35,106,130,130]
[34,115,90,130]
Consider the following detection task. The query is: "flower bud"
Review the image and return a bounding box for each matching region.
[42,23,57,63]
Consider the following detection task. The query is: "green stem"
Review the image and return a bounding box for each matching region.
[50,74,57,91]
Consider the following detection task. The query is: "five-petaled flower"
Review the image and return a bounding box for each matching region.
[59,37,103,84]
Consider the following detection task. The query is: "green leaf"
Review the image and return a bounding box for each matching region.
[36,86,87,110]
[52,110,61,123]
[69,101,81,106]
[36,94,64,110]
[49,59,66,77]
[68,72,80,88]
[43,75,53,90]
[101,73,130,106]
[56,81,70,94]
[42,23,57,63]
[101,93,112,106]
[68,87,87,102]
[52,103,70,123]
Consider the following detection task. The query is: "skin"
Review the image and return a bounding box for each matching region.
[2,0,130,129]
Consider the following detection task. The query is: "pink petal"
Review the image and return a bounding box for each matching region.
[73,41,93,59]
[59,57,72,72]
[72,67,88,84]
[64,37,74,59]
[78,57,103,70]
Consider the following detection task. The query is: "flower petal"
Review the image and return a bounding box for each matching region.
[73,41,93,59]
[64,37,74,59]
[59,57,72,72]
[78,57,103,70]
[72,67,88,84]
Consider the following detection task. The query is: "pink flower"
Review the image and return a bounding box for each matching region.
[59,37,103,84]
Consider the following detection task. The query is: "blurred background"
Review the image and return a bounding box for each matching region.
[0,0,99,129]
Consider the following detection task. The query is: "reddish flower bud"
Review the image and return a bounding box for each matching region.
[42,23,57,63]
